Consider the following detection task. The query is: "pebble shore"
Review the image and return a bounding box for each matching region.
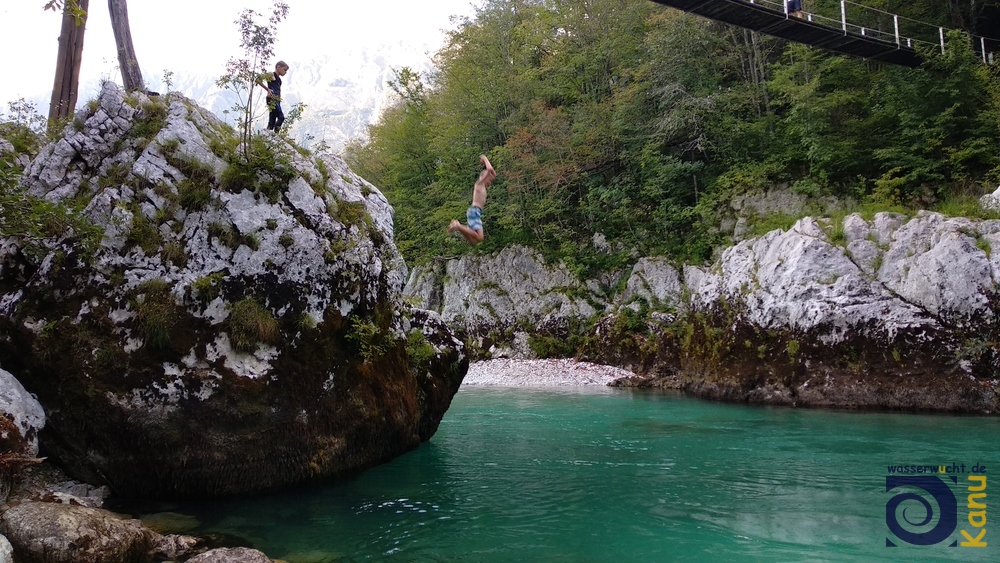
[463,359,636,387]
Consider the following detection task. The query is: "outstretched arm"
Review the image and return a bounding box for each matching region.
[472,154,495,209]
[479,155,496,184]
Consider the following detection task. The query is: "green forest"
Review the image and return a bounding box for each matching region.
[344,0,1000,274]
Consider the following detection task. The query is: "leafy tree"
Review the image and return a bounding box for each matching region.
[768,46,886,191]
[944,0,1000,34]
[1,99,48,155]
[346,67,446,259]
[870,31,999,204]
[347,0,1000,270]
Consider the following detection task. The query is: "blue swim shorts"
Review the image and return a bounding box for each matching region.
[466,206,483,232]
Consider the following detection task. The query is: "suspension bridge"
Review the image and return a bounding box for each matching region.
[649,0,999,68]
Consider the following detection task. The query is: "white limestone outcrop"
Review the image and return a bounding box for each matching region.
[0,369,44,457]
[980,185,1000,211]
[405,245,604,357]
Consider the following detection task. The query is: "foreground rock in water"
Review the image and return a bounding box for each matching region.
[0,83,467,498]
[0,461,202,563]
[0,500,201,563]
[407,214,999,412]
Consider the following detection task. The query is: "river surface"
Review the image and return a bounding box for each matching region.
[151,387,998,561]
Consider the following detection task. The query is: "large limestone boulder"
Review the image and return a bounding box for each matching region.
[684,217,938,340]
[0,83,466,498]
[870,212,999,320]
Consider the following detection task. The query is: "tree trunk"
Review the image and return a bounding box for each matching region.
[48,0,89,124]
[108,0,144,91]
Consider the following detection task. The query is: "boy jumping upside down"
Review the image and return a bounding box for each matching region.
[448,155,496,245]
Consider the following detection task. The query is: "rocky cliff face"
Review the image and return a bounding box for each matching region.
[406,213,999,412]
[672,213,998,410]
[405,245,609,358]
[0,83,466,498]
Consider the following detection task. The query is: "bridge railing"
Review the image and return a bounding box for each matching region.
[743,0,998,63]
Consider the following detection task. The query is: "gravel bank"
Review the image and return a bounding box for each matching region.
[463,359,636,387]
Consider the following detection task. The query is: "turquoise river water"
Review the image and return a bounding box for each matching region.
[149,387,999,562]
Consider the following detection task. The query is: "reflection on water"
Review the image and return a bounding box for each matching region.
[145,387,998,562]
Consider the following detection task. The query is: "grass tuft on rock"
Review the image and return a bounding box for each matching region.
[128,98,169,146]
[125,210,163,255]
[192,272,224,304]
[131,279,177,350]
[228,298,280,352]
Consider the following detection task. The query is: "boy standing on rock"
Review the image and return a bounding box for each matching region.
[448,155,496,245]
[259,61,289,133]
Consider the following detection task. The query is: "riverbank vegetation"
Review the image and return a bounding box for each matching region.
[344,0,1000,273]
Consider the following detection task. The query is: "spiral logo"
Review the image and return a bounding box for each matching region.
[885,476,958,546]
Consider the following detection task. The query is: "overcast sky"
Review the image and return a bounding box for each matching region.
[0,0,477,116]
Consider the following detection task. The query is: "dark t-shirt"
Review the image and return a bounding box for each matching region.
[267,72,282,99]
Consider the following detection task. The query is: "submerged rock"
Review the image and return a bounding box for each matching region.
[187,547,273,563]
[0,83,466,498]
[0,499,199,562]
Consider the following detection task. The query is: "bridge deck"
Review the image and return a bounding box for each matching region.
[650,0,922,67]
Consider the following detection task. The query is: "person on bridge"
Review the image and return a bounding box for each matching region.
[787,0,803,18]
[448,155,496,245]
